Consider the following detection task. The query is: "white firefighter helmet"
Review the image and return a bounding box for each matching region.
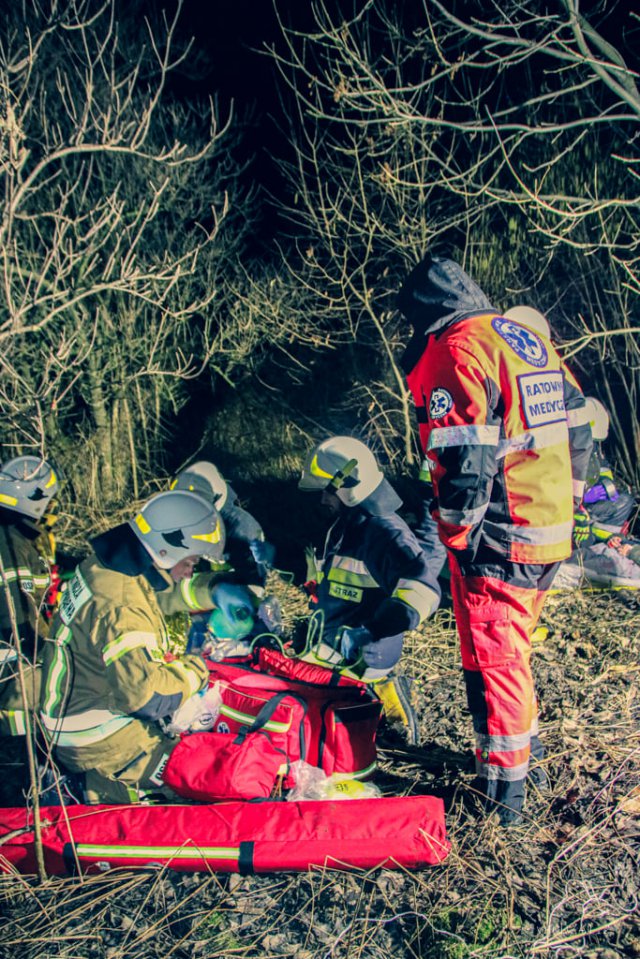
[0,456,59,520]
[172,461,228,511]
[298,436,384,508]
[503,305,551,339]
[129,489,225,569]
[584,396,610,442]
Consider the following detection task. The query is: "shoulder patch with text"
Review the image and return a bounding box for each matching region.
[518,371,566,427]
[59,569,92,625]
[492,318,548,368]
[429,387,454,419]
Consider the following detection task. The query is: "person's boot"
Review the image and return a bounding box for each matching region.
[474,776,526,826]
[528,734,550,790]
[374,673,419,745]
[39,765,85,806]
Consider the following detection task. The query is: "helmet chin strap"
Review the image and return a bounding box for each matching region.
[328,458,358,491]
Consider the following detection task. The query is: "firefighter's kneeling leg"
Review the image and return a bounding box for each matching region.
[0,663,41,736]
[84,737,178,804]
[65,722,180,805]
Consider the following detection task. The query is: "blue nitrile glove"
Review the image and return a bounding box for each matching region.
[583,483,608,505]
[186,615,209,655]
[340,626,374,664]
[249,539,276,568]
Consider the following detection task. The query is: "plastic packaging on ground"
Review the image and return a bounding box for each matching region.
[286,759,382,802]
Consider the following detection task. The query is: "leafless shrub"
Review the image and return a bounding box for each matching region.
[266,0,640,484]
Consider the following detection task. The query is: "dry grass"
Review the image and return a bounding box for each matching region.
[1,585,640,959]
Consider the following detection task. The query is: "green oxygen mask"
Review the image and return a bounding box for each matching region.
[207,604,254,641]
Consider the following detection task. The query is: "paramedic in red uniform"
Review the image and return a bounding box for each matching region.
[398,255,592,824]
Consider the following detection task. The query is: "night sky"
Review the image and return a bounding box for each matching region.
[164,0,321,205]
[176,1,282,102]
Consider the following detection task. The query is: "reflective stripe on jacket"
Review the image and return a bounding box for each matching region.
[315,510,441,644]
[40,556,214,766]
[406,313,579,564]
[0,522,51,649]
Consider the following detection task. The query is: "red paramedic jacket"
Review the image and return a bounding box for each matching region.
[399,257,591,566]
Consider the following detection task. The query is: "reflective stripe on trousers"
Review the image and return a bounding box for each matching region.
[449,554,553,782]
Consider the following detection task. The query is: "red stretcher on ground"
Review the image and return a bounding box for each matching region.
[0,794,450,876]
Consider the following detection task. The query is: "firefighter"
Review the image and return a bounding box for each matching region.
[0,456,59,740]
[173,461,274,590]
[398,256,592,824]
[172,461,280,656]
[298,436,442,743]
[40,489,226,804]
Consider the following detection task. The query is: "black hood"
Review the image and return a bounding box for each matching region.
[90,523,169,592]
[397,256,496,372]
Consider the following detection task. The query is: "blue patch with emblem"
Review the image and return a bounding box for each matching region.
[492,317,548,368]
[429,387,454,418]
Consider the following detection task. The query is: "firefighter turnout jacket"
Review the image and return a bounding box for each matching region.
[313,486,441,663]
[0,509,52,735]
[220,484,270,590]
[40,524,215,776]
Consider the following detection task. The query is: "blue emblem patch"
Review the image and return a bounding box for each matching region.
[492,317,548,368]
[429,387,454,418]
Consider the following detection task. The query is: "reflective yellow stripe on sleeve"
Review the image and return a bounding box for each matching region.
[327,557,378,588]
[392,579,439,620]
[41,623,72,716]
[102,631,161,666]
[180,576,204,610]
[6,710,27,735]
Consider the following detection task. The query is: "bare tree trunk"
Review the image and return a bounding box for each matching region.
[87,349,115,504]
[0,554,46,883]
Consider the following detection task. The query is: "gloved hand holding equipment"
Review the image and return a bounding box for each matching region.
[186,615,209,655]
[168,685,222,734]
[583,480,619,505]
[339,626,374,664]
[572,503,592,547]
[209,582,256,640]
[361,633,404,670]
[340,625,404,672]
